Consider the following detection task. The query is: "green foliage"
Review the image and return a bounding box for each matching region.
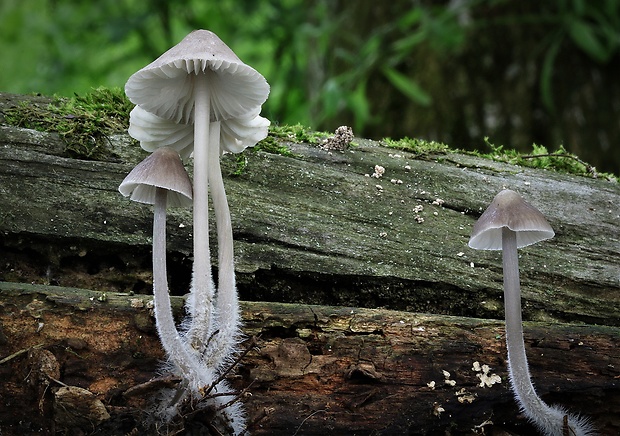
[4,87,132,159]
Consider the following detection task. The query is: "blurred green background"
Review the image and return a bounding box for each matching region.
[1,0,619,174]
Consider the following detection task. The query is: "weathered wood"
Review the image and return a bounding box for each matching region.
[0,92,619,434]
[1,92,618,327]
[0,282,618,435]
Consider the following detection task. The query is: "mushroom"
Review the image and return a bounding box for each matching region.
[125,29,270,354]
[468,189,594,436]
[128,105,269,369]
[119,147,212,391]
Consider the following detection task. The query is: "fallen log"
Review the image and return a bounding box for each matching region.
[0,282,618,435]
[0,91,619,434]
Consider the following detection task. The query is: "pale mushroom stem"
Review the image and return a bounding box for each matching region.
[502,227,593,436]
[153,188,204,385]
[188,72,216,350]
[205,121,242,368]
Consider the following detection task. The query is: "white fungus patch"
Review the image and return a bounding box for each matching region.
[371,165,385,178]
[442,370,456,386]
[456,388,476,404]
[472,361,501,388]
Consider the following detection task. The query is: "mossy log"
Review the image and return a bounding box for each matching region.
[0,92,619,434]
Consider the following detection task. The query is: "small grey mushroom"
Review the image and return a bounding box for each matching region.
[468,189,594,436]
[119,147,205,387]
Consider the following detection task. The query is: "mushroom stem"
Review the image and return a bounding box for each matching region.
[205,121,242,368]
[152,188,206,387]
[188,72,216,350]
[502,227,593,436]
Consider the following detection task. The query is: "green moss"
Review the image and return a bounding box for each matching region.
[4,87,132,160]
[265,123,331,145]
[381,135,616,181]
[475,137,617,181]
[382,136,451,157]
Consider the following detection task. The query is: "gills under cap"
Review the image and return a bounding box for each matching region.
[128,105,270,160]
[125,29,270,124]
[119,147,192,207]
[468,189,554,250]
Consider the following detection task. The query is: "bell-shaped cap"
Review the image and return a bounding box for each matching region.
[468,189,554,250]
[119,147,192,207]
[125,29,270,124]
[128,105,269,159]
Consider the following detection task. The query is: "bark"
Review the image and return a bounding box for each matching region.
[0,92,619,434]
[0,282,618,435]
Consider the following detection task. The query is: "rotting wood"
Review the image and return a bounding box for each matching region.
[0,283,618,435]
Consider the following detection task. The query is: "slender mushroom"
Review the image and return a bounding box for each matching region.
[118,147,213,392]
[127,105,269,372]
[469,189,594,436]
[125,29,270,353]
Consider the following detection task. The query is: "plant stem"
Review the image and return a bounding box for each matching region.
[188,72,215,350]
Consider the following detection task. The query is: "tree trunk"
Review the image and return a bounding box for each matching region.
[0,92,618,434]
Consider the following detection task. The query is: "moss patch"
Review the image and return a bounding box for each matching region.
[4,87,133,160]
[474,137,617,181]
[380,135,617,181]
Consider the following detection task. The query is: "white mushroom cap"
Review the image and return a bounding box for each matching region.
[119,147,192,207]
[125,29,270,124]
[468,189,554,250]
[128,105,270,159]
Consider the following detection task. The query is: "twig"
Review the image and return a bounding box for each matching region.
[202,336,257,397]
[292,409,327,436]
[0,343,44,365]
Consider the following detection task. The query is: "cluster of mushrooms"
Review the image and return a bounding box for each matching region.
[117,30,593,436]
[119,30,269,434]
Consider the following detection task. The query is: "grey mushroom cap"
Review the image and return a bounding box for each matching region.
[125,29,270,124]
[468,189,555,250]
[119,147,192,207]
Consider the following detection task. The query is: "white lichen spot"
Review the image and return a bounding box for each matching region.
[456,388,476,404]
[433,402,445,417]
[130,298,144,309]
[414,216,425,224]
[413,205,424,214]
[427,380,436,390]
[390,178,403,184]
[473,362,501,388]
[371,165,385,178]
[432,198,445,206]
[404,165,411,171]
[375,184,384,192]
[457,252,465,257]
[442,370,456,386]
[379,231,388,238]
